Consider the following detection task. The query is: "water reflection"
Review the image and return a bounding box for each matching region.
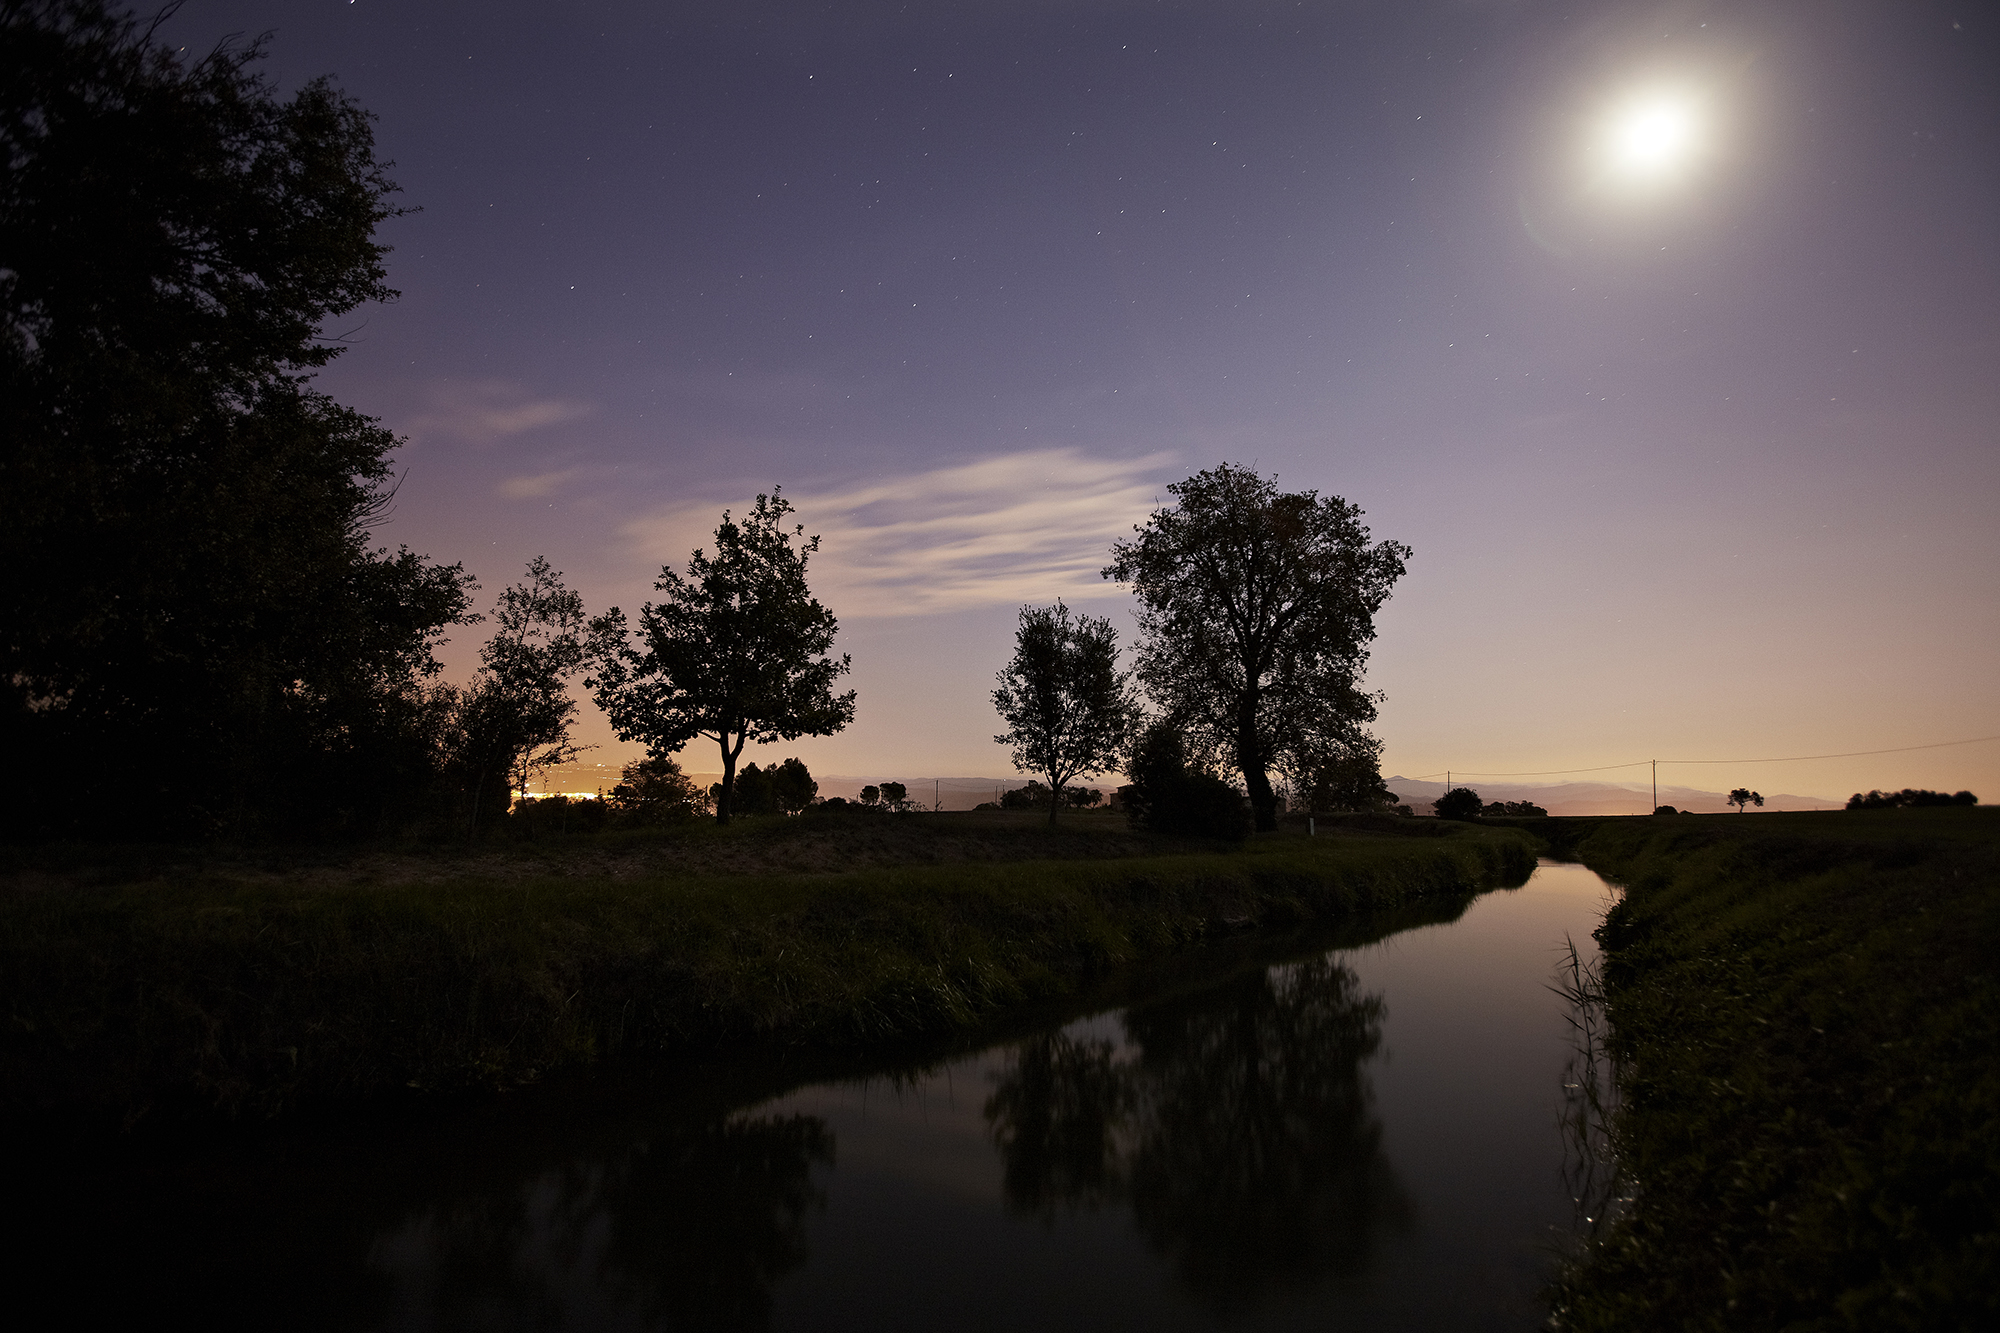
[987,957,1410,1312]
[374,1113,832,1330]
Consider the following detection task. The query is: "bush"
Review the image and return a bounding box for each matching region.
[1121,722,1251,842]
[1653,805,1679,816]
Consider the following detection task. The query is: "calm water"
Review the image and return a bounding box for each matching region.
[12,861,1616,1330]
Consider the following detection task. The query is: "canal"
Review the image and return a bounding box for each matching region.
[13,860,1617,1330]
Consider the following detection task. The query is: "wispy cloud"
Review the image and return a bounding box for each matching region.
[408,380,592,445]
[621,447,1177,617]
[497,468,582,500]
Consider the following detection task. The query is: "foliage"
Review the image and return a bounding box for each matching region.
[1554,810,2000,1331]
[717,759,816,816]
[1121,721,1252,842]
[993,602,1139,824]
[1000,781,1099,813]
[1103,464,1410,832]
[1431,787,1483,821]
[1283,734,1394,813]
[589,491,854,825]
[508,794,608,837]
[1726,787,1763,813]
[1482,799,1548,817]
[607,756,709,824]
[878,781,911,811]
[1,0,474,839]
[446,557,601,834]
[1847,787,1977,810]
[858,785,881,806]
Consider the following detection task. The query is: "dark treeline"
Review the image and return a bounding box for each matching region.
[3,3,473,840]
[1846,787,1978,810]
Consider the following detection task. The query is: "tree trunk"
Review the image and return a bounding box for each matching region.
[1237,697,1278,832]
[716,734,738,825]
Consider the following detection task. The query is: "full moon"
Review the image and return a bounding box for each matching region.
[1601,91,1703,185]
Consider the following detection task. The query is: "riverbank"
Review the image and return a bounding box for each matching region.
[1553,808,2000,1331]
[0,811,1534,1124]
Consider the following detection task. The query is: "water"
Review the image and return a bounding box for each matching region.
[11,861,1616,1330]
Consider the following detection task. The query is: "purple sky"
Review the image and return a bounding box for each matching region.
[162,1,1999,800]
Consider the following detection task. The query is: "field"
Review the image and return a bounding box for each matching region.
[1552,808,2000,1331]
[0,809,1534,1125]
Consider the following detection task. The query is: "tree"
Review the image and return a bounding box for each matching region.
[1728,787,1764,813]
[2,1,474,839]
[607,756,708,824]
[589,491,855,825]
[992,602,1139,824]
[858,785,881,807]
[878,781,911,811]
[1432,787,1483,821]
[770,757,818,814]
[1846,788,1977,810]
[1103,465,1411,832]
[1283,733,1394,814]
[452,557,600,833]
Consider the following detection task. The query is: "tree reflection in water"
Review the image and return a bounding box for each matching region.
[986,956,1411,1313]
[374,1114,832,1331]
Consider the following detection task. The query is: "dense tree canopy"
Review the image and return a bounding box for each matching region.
[992,602,1138,824]
[1103,465,1410,832]
[589,491,854,825]
[1,1,471,838]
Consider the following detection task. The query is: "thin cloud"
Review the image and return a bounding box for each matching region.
[408,380,592,445]
[498,468,582,500]
[621,447,1177,617]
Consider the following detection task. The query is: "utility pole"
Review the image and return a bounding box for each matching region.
[1652,759,1657,814]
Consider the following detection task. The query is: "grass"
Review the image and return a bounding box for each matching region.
[0,810,1534,1124]
[1549,808,2000,1331]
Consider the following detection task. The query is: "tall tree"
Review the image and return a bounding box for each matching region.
[992,602,1138,824]
[1,1,472,838]
[451,557,599,833]
[589,491,854,825]
[1103,464,1410,832]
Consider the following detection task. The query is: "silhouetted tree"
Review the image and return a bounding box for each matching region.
[1483,799,1548,817]
[1432,786,1483,821]
[1104,465,1410,831]
[770,757,818,814]
[1284,734,1394,813]
[450,557,602,833]
[607,755,708,823]
[878,780,910,811]
[2,1,473,838]
[1728,787,1763,813]
[993,601,1139,824]
[589,491,854,825]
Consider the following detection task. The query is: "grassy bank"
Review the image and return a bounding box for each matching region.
[1553,809,2000,1331]
[0,812,1533,1123]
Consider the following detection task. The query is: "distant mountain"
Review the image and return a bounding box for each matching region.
[1383,776,1842,816]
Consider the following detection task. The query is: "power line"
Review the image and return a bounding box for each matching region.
[1659,733,2000,765]
[1401,730,2000,781]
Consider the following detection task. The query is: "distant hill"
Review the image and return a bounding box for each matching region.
[1383,776,1842,816]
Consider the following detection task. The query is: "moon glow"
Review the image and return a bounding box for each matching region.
[1600,91,1704,186]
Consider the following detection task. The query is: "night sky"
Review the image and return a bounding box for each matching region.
[158,0,1999,799]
